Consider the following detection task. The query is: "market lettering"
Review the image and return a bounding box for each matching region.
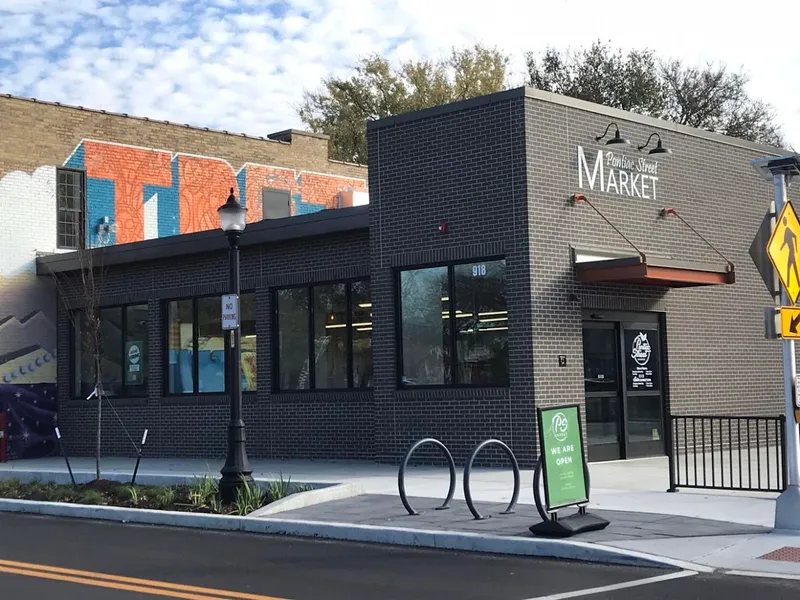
[577,146,660,201]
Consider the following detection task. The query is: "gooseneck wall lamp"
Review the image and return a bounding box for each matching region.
[638,132,672,156]
[595,122,630,146]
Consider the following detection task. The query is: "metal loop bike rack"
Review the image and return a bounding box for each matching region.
[463,439,520,520]
[398,438,457,516]
[532,455,592,522]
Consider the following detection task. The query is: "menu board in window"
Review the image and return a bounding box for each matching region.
[624,329,660,392]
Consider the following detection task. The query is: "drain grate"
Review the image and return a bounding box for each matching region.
[758,547,800,562]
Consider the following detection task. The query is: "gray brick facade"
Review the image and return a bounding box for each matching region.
[48,87,795,469]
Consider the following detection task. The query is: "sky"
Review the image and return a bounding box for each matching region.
[1,0,798,148]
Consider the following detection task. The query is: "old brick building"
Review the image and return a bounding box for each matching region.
[17,87,795,467]
[0,94,367,460]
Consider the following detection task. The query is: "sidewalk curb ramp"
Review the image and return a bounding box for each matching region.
[0,498,715,573]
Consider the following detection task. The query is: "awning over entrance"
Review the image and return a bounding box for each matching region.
[573,247,735,287]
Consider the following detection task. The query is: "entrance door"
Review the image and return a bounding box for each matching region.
[582,322,623,461]
[582,311,666,461]
[621,321,664,458]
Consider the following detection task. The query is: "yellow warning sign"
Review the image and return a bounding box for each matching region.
[768,201,800,304]
[781,306,800,339]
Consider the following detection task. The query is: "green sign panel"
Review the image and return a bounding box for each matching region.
[537,404,589,510]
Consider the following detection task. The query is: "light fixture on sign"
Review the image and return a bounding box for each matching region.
[638,132,672,157]
[595,122,630,146]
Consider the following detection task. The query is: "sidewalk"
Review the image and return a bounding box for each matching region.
[1,455,797,577]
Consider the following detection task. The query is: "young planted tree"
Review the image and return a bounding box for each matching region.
[44,221,111,481]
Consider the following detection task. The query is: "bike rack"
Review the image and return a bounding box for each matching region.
[398,437,457,516]
[463,439,520,520]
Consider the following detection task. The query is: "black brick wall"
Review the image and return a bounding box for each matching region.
[55,87,794,471]
[56,230,372,460]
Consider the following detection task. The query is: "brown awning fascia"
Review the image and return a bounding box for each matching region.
[575,255,735,287]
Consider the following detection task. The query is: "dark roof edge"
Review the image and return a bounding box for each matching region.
[366,88,526,131]
[37,206,369,275]
[365,85,785,156]
[523,87,786,156]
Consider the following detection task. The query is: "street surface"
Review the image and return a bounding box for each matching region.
[0,513,799,599]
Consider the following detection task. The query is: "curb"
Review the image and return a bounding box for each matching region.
[249,483,365,517]
[0,499,715,573]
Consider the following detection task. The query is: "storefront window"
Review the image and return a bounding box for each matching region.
[241,294,257,392]
[167,299,194,394]
[399,266,450,386]
[166,294,256,395]
[351,279,373,388]
[398,259,508,387]
[314,283,348,389]
[73,304,149,398]
[277,287,310,390]
[453,260,508,385]
[275,279,371,391]
[197,297,224,393]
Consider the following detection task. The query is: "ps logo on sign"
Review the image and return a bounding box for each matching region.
[552,412,569,443]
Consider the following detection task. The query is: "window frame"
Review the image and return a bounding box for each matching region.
[261,187,291,220]
[70,302,150,400]
[272,277,371,392]
[162,292,258,397]
[56,167,86,250]
[395,256,509,390]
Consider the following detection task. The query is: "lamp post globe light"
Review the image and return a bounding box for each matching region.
[218,187,254,502]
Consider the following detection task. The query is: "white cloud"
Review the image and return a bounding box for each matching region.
[0,0,798,147]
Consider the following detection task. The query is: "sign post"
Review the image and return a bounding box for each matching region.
[529,404,609,537]
[752,155,800,531]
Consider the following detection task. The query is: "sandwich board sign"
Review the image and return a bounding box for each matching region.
[529,404,609,537]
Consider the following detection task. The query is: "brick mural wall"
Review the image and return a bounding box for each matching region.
[0,93,366,461]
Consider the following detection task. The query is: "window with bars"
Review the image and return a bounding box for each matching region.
[57,168,85,250]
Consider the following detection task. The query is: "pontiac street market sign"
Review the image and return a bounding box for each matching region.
[577,146,660,201]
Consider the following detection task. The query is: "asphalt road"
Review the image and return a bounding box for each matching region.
[0,513,797,599]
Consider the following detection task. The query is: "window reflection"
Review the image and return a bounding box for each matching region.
[314,283,347,389]
[240,294,257,392]
[278,287,310,390]
[197,297,224,393]
[73,304,149,398]
[453,260,508,385]
[167,299,194,394]
[275,280,372,391]
[351,280,373,388]
[399,266,451,386]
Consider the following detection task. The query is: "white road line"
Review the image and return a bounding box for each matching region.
[520,569,698,600]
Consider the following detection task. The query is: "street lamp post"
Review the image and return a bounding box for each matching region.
[218,187,254,502]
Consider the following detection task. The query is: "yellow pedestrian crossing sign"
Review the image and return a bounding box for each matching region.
[768,200,800,304]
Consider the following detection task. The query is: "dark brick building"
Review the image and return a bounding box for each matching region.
[40,87,793,467]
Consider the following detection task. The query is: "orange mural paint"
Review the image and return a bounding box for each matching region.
[83,142,173,244]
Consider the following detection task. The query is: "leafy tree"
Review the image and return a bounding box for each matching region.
[298,44,511,163]
[526,40,784,147]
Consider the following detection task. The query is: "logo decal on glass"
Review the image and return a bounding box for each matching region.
[630,332,651,366]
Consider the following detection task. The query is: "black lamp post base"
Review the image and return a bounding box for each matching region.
[219,421,254,504]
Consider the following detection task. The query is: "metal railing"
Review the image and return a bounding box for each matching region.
[668,414,787,493]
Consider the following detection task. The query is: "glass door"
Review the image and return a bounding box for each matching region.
[582,321,623,461]
[621,321,665,458]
